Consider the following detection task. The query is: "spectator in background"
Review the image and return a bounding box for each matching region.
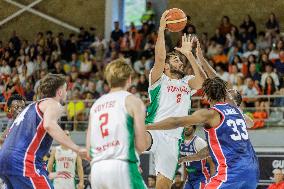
[242,41,259,58]
[182,15,197,35]
[65,33,78,61]
[134,56,148,75]
[216,65,229,81]
[0,59,11,76]
[261,63,280,88]
[210,28,226,45]
[265,13,280,36]
[219,16,236,37]
[147,175,156,189]
[212,44,228,64]
[269,40,283,62]
[267,169,284,189]
[111,21,124,42]
[136,74,149,93]
[263,76,277,95]
[24,55,35,77]
[9,31,21,52]
[242,77,259,107]
[69,53,81,70]
[141,1,155,25]
[256,32,271,50]
[229,64,243,85]
[67,88,86,130]
[275,50,284,86]
[232,75,246,93]
[239,15,257,41]
[24,82,35,101]
[247,63,261,82]
[171,172,184,189]
[34,54,48,73]
[79,51,92,77]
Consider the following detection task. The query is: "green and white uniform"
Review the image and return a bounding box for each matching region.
[89,91,146,189]
[146,72,195,180]
[53,146,77,189]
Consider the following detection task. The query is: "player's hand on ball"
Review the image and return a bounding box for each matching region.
[159,10,171,30]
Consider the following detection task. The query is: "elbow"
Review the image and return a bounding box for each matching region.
[136,140,148,154]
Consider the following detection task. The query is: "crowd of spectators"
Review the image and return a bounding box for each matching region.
[1,8,284,129]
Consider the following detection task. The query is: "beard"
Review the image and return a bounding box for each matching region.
[169,64,185,79]
[184,130,194,137]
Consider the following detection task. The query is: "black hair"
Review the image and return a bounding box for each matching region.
[175,171,182,176]
[148,175,156,180]
[202,77,227,102]
[7,94,25,108]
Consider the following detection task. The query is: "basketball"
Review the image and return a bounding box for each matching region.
[166,8,187,32]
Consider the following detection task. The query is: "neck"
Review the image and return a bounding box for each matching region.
[110,86,126,92]
[184,134,195,141]
[61,145,68,150]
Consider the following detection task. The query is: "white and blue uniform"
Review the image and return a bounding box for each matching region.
[181,135,210,189]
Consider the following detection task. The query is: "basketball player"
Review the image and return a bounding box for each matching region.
[145,11,205,189]
[87,59,147,189]
[0,94,26,145]
[47,130,84,189]
[180,126,215,189]
[0,74,87,189]
[178,90,254,164]
[147,77,259,189]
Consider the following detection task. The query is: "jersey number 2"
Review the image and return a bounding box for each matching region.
[99,113,109,138]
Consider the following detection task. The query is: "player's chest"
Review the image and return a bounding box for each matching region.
[180,143,196,156]
[160,83,191,103]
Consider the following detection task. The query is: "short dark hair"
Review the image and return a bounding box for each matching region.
[7,94,25,108]
[175,171,182,176]
[38,74,66,98]
[202,77,227,102]
[148,175,156,180]
[165,51,186,65]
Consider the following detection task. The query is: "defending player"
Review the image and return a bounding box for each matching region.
[147,77,259,189]
[180,126,215,189]
[87,59,147,189]
[0,74,87,189]
[47,130,84,189]
[145,11,205,189]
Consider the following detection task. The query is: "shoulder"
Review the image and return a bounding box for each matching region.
[40,99,63,114]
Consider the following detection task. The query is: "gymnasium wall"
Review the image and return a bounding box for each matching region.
[168,0,283,36]
[0,0,105,42]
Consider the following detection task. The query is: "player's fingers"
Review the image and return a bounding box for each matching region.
[174,47,181,52]
[162,10,170,18]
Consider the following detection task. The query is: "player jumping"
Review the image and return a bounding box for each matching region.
[147,77,259,189]
[145,10,205,189]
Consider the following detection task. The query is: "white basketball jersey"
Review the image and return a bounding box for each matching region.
[53,146,77,189]
[146,72,195,138]
[89,91,138,165]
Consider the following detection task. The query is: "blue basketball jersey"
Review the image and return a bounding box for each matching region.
[204,103,259,187]
[0,101,53,177]
[180,135,210,182]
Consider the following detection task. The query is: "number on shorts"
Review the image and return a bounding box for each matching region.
[227,119,249,141]
[99,113,109,138]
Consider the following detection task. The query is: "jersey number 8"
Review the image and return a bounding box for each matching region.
[227,119,249,141]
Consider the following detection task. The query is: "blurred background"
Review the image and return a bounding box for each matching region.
[0,0,284,188]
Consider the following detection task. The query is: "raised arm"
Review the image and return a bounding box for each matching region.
[196,40,218,79]
[175,35,206,89]
[42,100,86,157]
[147,109,215,130]
[151,10,170,85]
[126,95,148,154]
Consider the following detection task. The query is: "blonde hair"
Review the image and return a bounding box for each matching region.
[104,58,133,88]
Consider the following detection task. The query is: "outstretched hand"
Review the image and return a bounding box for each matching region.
[174,34,196,57]
[196,39,204,60]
